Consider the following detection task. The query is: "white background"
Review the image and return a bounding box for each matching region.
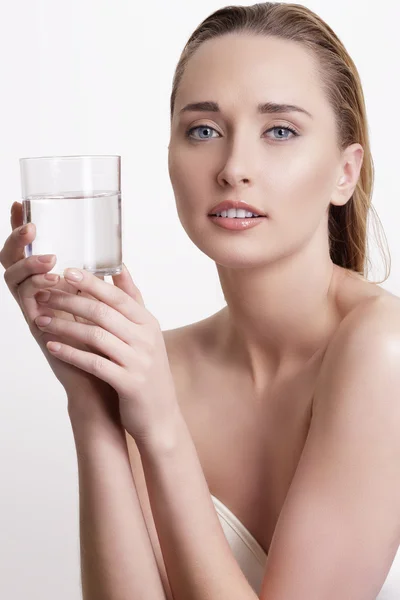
[1,1,399,598]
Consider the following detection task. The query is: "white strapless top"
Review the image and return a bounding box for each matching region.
[211,494,400,598]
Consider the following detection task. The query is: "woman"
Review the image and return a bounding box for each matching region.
[2,3,400,599]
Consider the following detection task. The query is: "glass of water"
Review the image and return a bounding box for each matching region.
[19,155,122,276]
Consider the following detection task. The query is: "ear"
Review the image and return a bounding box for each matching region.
[330,143,364,207]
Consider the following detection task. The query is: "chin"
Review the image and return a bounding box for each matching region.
[178,213,279,267]
[212,250,276,269]
[193,234,276,269]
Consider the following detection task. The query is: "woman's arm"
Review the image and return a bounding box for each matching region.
[125,430,175,600]
[69,398,168,600]
[137,411,259,600]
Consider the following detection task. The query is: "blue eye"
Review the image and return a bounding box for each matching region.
[186,125,219,140]
[266,125,298,140]
[185,124,299,141]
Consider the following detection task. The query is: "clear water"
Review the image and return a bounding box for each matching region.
[23,191,122,276]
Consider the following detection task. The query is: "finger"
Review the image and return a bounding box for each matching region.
[4,253,56,300]
[62,267,150,324]
[24,271,61,290]
[76,274,104,301]
[16,270,61,322]
[35,287,140,346]
[10,201,22,229]
[34,314,132,367]
[45,340,126,392]
[0,221,37,271]
[112,263,146,308]
[5,255,59,332]
[72,283,108,326]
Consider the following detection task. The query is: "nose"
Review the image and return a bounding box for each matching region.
[217,154,252,189]
[217,169,251,188]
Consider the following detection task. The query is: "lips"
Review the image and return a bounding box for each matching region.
[208,200,267,217]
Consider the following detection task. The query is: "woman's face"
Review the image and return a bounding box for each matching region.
[168,33,360,268]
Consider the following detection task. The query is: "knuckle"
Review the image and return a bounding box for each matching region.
[91,302,109,321]
[27,255,40,271]
[91,355,106,374]
[143,326,158,349]
[139,353,152,372]
[113,293,128,309]
[31,274,48,288]
[139,336,153,355]
[132,373,147,389]
[88,326,106,343]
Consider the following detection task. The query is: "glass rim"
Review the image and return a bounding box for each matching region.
[19,154,121,162]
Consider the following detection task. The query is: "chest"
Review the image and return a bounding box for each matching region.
[177,360,320,555]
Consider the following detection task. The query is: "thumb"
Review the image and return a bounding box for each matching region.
[112,262,145,308]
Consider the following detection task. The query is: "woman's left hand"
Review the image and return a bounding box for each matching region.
[34,263,180,445]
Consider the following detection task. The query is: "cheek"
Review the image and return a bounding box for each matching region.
[169,146,193,192]
[266,153,337,250]
[269,149,336,218]
[168,147,208,215]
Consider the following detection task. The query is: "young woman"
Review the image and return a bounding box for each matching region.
[2,3,400,599]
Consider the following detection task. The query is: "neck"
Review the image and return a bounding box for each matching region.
[215,240,344,390]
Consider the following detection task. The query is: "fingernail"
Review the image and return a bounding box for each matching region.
[19,225,28,235]
[36,290,51,303]
[47,341,61,352]
[64,268,83,281]
[44,273,60,282]
[38,254,55,263]
[36,316,52,327]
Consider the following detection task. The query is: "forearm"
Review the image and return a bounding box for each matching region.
[70,411,167,600]
[138,411,259,600]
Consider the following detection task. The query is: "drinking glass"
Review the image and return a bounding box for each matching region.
[19,155,122,276]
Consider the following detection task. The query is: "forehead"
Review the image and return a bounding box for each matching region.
[176,34,328,117]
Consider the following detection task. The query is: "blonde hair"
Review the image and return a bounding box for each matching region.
[170,2,390,284]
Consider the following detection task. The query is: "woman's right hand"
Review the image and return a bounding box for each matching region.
[1,201,121,425]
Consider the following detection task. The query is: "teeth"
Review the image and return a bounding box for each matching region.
[214,208,259,218]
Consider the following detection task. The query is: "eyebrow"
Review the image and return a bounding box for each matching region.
[178,100,313,119]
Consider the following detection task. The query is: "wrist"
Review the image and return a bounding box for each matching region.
[68,390,123,436]
[69,409,127,452]
[134,404,186,459]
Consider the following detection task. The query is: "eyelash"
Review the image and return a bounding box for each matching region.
[185,123,299,142]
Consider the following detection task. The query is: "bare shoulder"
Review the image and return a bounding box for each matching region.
[331,290,400,356]
[162,309,221,357]
[161,312,221,402]
[314,291,400,416]
[162,320,200,368]
[330,265,400,353]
